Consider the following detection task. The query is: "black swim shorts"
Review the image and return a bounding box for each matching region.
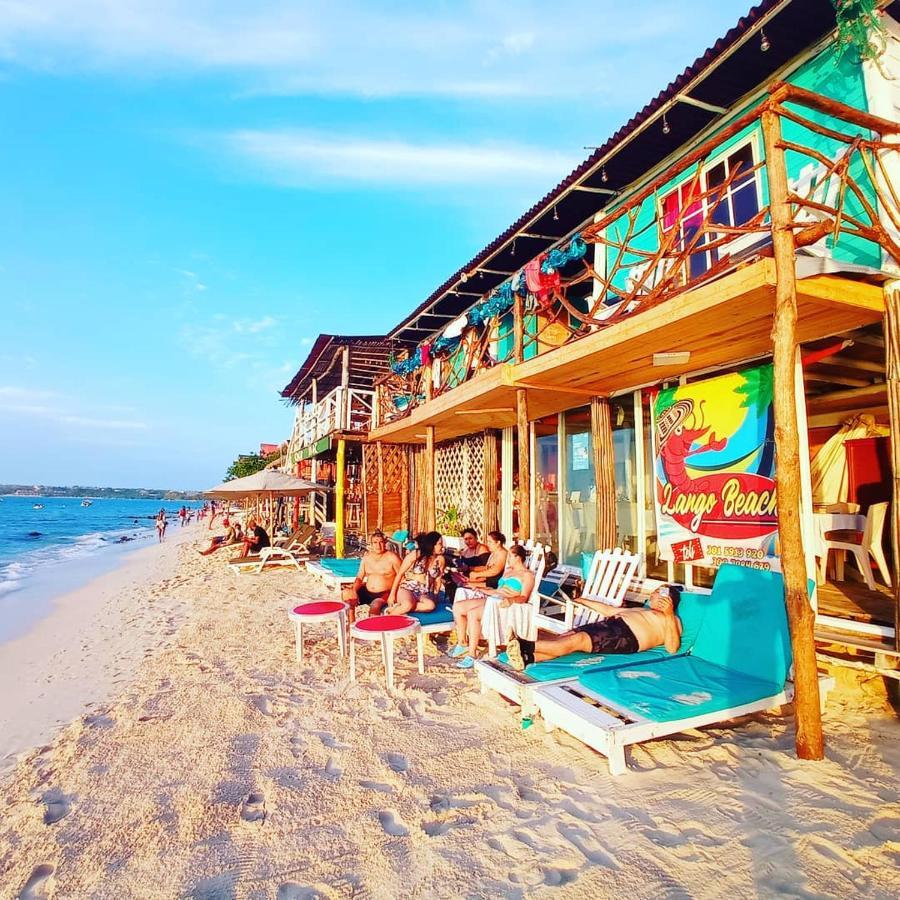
[574,617,639,655]
[356,585,391,607]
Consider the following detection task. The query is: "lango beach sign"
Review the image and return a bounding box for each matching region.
[653,364,780,570]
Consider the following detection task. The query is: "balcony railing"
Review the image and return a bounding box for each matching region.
[286,386,374,463]
[374,83,900,427]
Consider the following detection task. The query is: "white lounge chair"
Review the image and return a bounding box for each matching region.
[531,564,835,775]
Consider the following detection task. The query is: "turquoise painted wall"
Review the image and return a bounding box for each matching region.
[599,41,880,295]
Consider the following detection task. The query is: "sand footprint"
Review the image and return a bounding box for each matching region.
[250,696,273,717]
[240,792,266,823]
[324,757,343,780]
[385,752,408,774]
[359,780,394,793]
[18,864,54,900]
[41,789,71,825]
[377,810,410,837]
[277,885,326,900]
[315,732,351,750]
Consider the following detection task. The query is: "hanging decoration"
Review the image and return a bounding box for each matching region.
[390,232,587,374]
[832,0,887,65]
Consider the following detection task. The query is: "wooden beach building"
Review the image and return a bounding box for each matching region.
[280,334,409,554]
[355,0,900,724]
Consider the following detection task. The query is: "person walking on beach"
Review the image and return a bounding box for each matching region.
[179,505,187,528]
[156,509,167,543]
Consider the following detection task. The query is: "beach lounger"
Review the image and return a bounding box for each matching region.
[534,547,641,635]
[273,523,316,552]
[475,580,706,715]
[531,564,835,775]
[228,544,306,575]
[305,557,362,591]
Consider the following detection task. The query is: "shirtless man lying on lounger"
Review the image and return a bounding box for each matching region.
[342,531,402,622]
[506,585,683,671]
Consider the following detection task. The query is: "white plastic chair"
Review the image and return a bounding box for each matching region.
[820,501,891,590]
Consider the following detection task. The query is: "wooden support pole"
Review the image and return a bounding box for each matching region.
[340,346,350,429]
[513,293,524,364]
[483,429,499,534]
[424,427,436,533]
[401,446,410,532]
[516,388,531,541]
[335,438,346,558]
[762,107,824,760]
[884,284,900,652]
[376,441,385,532]
[591,396,618,550]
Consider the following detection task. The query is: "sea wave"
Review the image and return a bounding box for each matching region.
[0,528,151,599]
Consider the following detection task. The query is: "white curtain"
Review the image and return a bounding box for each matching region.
[810,414,889,505]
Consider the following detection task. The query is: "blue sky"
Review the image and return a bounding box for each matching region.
[0,0,755,490]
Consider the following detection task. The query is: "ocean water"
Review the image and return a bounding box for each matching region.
[0,496,199,641]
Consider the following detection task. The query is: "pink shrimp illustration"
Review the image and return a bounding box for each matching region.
[657,399,727,490]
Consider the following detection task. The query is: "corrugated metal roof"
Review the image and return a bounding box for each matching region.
[386,0,846,343]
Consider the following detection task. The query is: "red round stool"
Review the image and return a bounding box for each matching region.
[350,615,422,689]
[288,600,349,665]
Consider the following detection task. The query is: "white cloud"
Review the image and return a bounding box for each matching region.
[0,386,149,432]
[233,315,276,334]
[223,130,576,189]
[0,0,728,102]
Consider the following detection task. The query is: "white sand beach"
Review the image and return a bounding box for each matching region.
[0,537,898,899]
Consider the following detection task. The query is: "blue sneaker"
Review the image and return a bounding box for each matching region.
[456,655,476,670]
[448,644,467,658]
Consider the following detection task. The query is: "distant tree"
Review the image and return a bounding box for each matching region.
[224,452,274,482]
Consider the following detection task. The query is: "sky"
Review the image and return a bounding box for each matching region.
[0,0,756,490]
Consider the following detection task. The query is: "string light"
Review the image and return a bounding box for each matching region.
[511,239,517,257]
[662,112,671,135]
[601,166,608,183]
[760,28,771,52]
[553,205,559,222]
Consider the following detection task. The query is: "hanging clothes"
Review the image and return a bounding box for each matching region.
[525,253,560,309]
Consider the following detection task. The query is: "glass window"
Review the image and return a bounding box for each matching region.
[534,415,559,550]
[560,407,595,565]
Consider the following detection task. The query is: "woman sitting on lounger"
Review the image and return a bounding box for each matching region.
[386,531,445,615]
[457,531,507,589]
[450,544,535,670]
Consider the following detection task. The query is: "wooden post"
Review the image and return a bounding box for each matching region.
[516,388,530,541]
[424,427,436,532]
[483,430,499,533]
[340,346,350,430]
[513,293,524,364]
[884,284,900,651]
[401,446,410,532]
[762,107,824,759]
[335,438,346,558]
[376,441,385,532]
[591,396,618,550]
[424,366,434,402]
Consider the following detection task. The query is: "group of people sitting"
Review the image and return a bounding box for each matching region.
[342,527,684,672]
[198,516,272,558]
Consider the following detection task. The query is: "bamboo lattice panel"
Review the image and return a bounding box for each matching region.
[435,434,485,535]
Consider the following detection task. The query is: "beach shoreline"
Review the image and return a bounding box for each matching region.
[0,524,198,776]
[0,539,898,898]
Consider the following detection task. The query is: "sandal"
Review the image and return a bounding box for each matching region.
[456,655,476,670]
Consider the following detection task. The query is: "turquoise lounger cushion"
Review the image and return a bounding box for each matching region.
[318,558,362,577]
[689,564,792,687]
[577,654,784,723]
[497,590,709,683]
[409,605,454,627]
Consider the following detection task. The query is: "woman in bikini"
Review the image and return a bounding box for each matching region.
[450,543,534,669]
[386,531,445,615]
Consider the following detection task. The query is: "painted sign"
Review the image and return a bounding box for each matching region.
[652,364,779,570]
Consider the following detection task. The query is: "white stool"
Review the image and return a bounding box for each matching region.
[288,600,349,666]
[349,615,422,689]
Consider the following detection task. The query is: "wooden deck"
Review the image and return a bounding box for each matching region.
[817,580,896,626]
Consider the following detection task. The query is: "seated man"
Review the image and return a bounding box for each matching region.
[342,530,402,621]
[198,522,243,555]
[235,517,270,559]
[506,585,683,671]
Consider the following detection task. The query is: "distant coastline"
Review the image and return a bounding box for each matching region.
[0,484,203,501]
